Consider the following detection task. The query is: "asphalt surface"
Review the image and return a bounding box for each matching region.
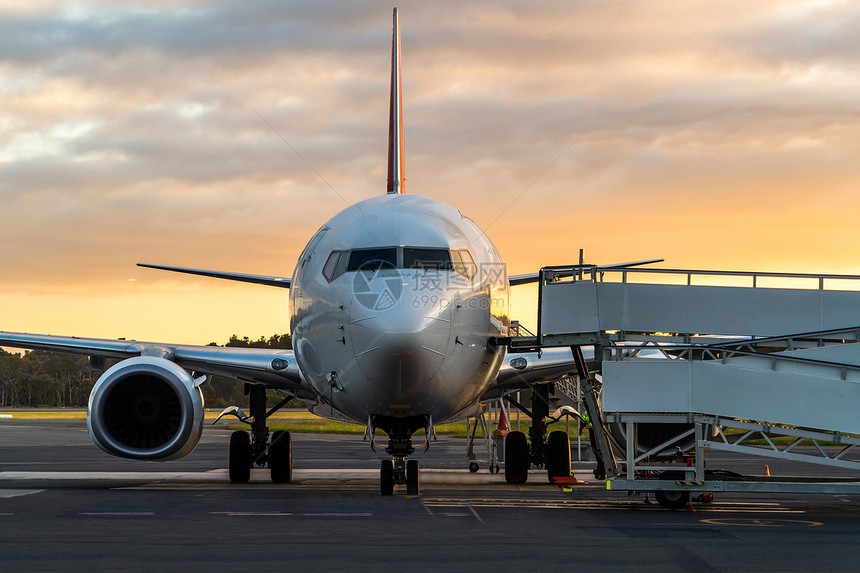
[1,420,859,572]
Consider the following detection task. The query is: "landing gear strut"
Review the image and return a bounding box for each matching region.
[528,384,550,470]
[374,415,426,495]
[219,384,292,484]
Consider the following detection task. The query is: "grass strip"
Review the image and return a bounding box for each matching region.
[0,410,322,421]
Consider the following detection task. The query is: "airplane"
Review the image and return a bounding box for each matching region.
[0,8,647,495]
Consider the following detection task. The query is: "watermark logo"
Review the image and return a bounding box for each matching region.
[352,261,403,311]
[352,260,508,312]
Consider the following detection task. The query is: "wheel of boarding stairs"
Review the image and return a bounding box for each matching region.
[229,430,251,484]
[504,431,529,484]
[655,489,690,510]
[269,430,292,483]
[654,472,690,510]
[546,430,571,483]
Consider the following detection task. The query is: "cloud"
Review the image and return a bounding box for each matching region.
[1,0,859,341]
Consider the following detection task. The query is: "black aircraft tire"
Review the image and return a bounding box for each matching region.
[380,459,395,496]
[655,489,690,510]
[406,459,420,495]
[504,431,529,484]
[269,430,292,483]
[229,430,251,484]
[546,430,571,483]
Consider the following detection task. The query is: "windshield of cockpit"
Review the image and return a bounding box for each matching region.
[322,247,475,282]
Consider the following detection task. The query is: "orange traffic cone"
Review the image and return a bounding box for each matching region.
[763,464,770,477]
[493,409,509,437]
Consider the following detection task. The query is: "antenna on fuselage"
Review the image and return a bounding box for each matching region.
[386,7,405,194]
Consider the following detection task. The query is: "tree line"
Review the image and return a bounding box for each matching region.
[0,334,292,409]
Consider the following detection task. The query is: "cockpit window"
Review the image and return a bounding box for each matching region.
[347,248,397,271]
[403,248,452,270]
[451,249,477,279]
[322,246,476,281]
[322,250,347,282]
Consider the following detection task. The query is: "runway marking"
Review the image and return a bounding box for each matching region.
[0,489,44,499]
[701,518,823,527]
[211,511,373,518]
[212,512,293,517]
[437,512,471,518]
[300,512,374,518]
[467,505,485,524]
[0,414,12,418]
[422,497,804,514]
[0,471,217,480]
[78,512,154,517]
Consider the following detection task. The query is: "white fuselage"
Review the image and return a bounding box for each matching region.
[289,194,510,425]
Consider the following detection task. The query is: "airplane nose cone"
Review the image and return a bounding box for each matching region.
[349,298,452,395]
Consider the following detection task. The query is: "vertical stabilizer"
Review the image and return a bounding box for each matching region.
[386,7,405,194]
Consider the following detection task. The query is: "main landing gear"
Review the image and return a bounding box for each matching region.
[503,384,572,484]
[372,415,427,496]
[217,384,293,484]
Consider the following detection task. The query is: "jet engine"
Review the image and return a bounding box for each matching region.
[87,356,205,461]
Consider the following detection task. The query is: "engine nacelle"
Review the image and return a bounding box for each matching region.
[87,356,204,461]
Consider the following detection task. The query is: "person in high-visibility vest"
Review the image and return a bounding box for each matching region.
[580,409,606,480]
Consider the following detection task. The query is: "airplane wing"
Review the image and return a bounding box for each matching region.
[0,331,308,395]
[138,264,291,288]
[481,347,582,400]
[509,258,664,286]
[509,273,548,286]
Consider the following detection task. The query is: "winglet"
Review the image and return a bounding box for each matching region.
[386,7,405,194]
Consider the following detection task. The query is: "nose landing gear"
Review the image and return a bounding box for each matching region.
[374,415,427,495]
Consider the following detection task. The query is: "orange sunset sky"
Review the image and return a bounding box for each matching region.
[1,0,859,347]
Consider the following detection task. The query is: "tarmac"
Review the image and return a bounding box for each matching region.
[1,419,859,572]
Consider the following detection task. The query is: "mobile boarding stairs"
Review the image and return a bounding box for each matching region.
[506,264,860,505]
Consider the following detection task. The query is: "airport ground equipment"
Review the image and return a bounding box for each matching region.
[495,264,860,506]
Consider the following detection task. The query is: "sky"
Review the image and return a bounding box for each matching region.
[1,0,859,346]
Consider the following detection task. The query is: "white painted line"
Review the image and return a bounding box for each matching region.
[440,512,470,517]
[0,472,217,481]
[0,489,44,499]
[211,512,293,517]
[0,468,510,485]
[0,414,12,418]
[300,513,373,517]
[467,505,485,524]
[78,512,154,516]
